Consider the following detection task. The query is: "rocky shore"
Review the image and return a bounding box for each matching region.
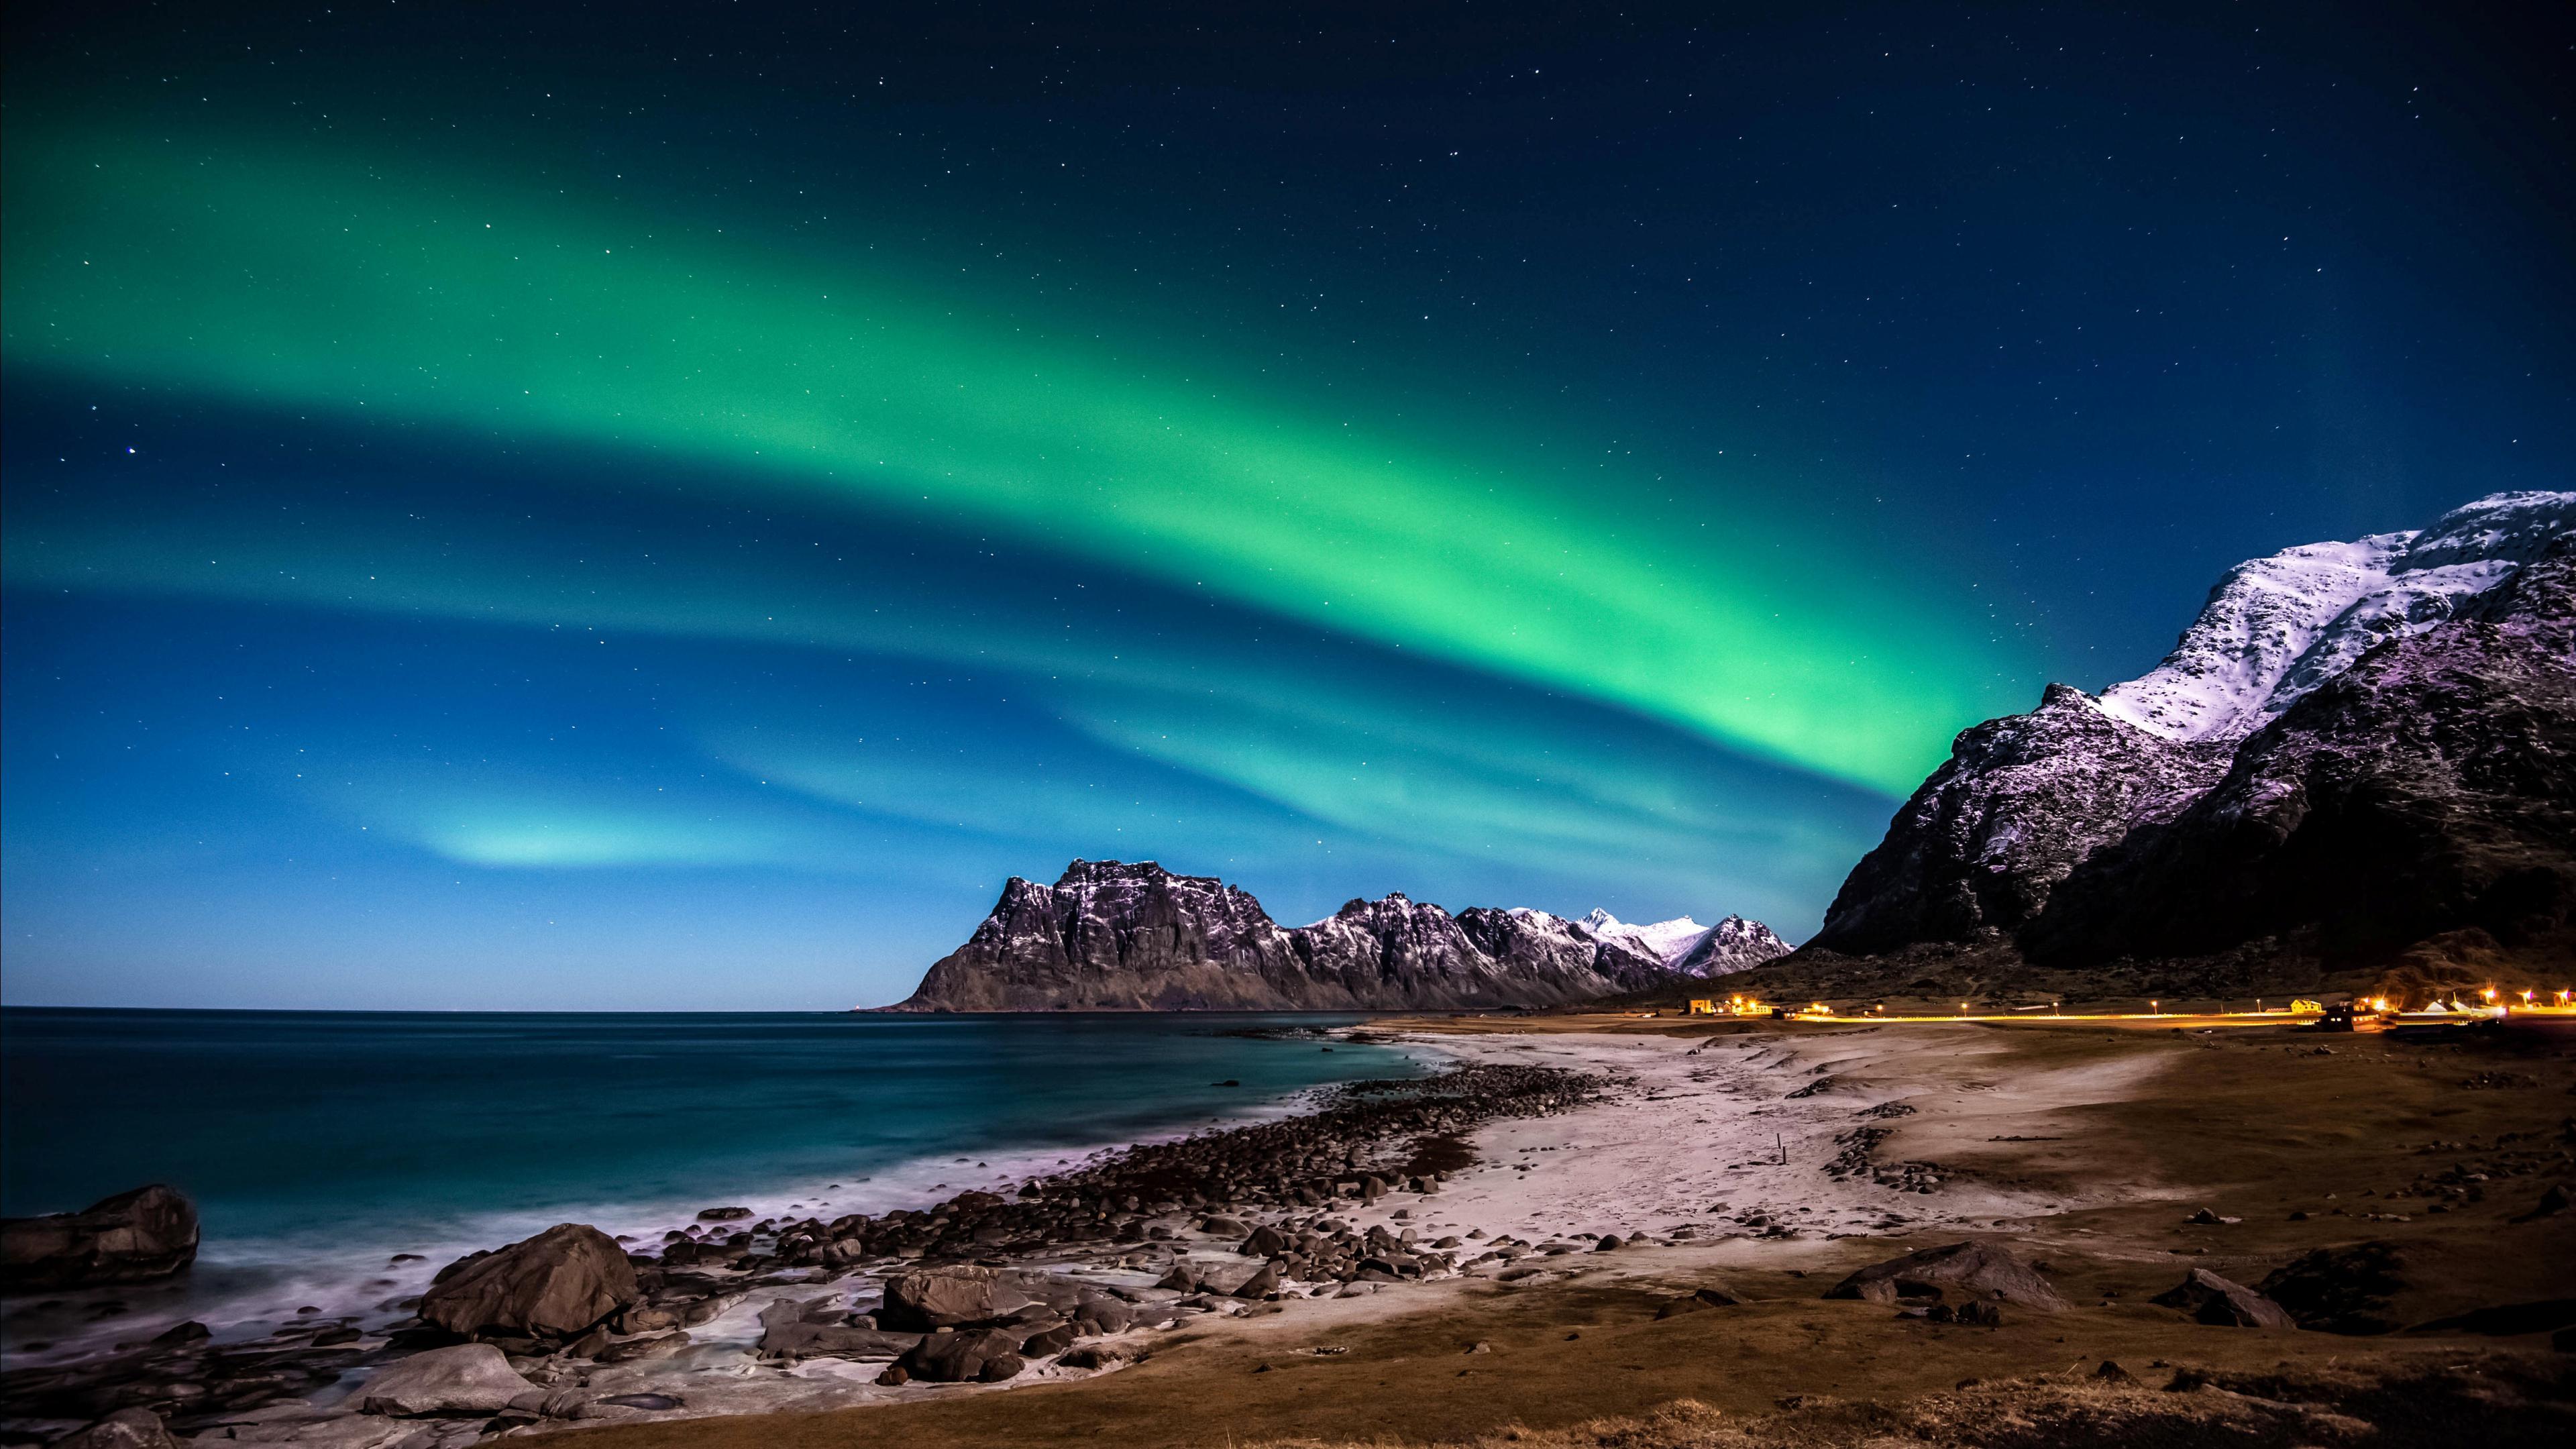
[1,1059,1619,1446]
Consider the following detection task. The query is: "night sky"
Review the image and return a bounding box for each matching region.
[5,2,2569,1008]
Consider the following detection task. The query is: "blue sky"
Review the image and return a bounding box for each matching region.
[3,1,2568,1008]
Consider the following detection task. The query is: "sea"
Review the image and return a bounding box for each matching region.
[0,1009,1427,1358]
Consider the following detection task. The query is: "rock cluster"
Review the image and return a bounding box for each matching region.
[652,1064,1601,1273]
[0,1065,1606,1442]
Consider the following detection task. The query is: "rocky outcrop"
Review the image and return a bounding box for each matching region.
[419,1224,640,1343]
[0,1185,199,1290]
[890,860,1787,1010]
[1807,690,2229,953]
[2151,1269,2297,1329]
[1807,490,2574,965]
[1823,1241,2068,1311]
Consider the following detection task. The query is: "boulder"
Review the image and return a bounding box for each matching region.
[1654,1285,1747,1319]
[0,1185,199,1290]
[879,1266,1036,1331]
[357,1344,539,1415]
[1823,1242,2068,1311]
[1021,1323,1078,1356]
[50,1409,177,1449]
[2153,1269,2295,1328]
[1242,1224,1288,1256]
[757,1299,922,1360]
[419,1223,639,1341]
[1075,1295,1136,1334]
[893,1326,1026,1383]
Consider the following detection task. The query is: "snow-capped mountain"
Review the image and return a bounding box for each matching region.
[1579,908,1792,977]
[885,861,1790,1010]
[1672,914,1798,975]
[1577,909,1712,965]
[1811,489,2575,960]
[2098,490,2573,741]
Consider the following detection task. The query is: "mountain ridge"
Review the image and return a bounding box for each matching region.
[883,861,1792,1011]
[1805,488,2575,967]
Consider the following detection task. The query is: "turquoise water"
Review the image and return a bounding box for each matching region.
[0,1010,1421,1350]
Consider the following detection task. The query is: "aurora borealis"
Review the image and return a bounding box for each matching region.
[5,3,2570,1008]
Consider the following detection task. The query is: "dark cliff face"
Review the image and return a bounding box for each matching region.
[891,862,1750,1010]
[1807,521,2575,971]
[1807,684,2231,954]
[2025,543,2576,963]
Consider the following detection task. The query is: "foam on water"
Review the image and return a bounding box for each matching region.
[0,1010,1425,1363]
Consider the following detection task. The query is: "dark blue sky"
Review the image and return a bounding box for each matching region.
[4,1,2569,1008]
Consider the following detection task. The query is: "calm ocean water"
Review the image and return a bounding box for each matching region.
[0,1010,1424,1353]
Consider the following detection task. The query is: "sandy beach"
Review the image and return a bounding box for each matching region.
[555,1012,2573,1448]
[17,1012,2571,1448]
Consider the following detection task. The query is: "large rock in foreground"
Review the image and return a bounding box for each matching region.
[419,1224,639,1342]
[879,1265,1037,1330]
[0,1185,200,1290]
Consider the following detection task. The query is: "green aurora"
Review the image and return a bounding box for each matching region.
[2,128,2027,796]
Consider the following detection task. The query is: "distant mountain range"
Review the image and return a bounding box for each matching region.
[884,860,1790,1011]
[1808,489,2576,967]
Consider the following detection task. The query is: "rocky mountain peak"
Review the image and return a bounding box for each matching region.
[890,867,1788,1010]
[2098,490,2573,743]
[1809,490,2575,963]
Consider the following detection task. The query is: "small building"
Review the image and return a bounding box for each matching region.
[1688,998,1717,1016]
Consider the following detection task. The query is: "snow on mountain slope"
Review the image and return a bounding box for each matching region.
[1812,487,2575,958]
[1577,908,1712,964]
[1580,908,1793,977]
[2099,490,2575,741]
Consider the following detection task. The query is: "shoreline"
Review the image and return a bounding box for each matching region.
[0,1018,1437,1366]
[10,1014,2573,1446]
[0,1032,1565,1442]
[0,1020,2196,1442]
